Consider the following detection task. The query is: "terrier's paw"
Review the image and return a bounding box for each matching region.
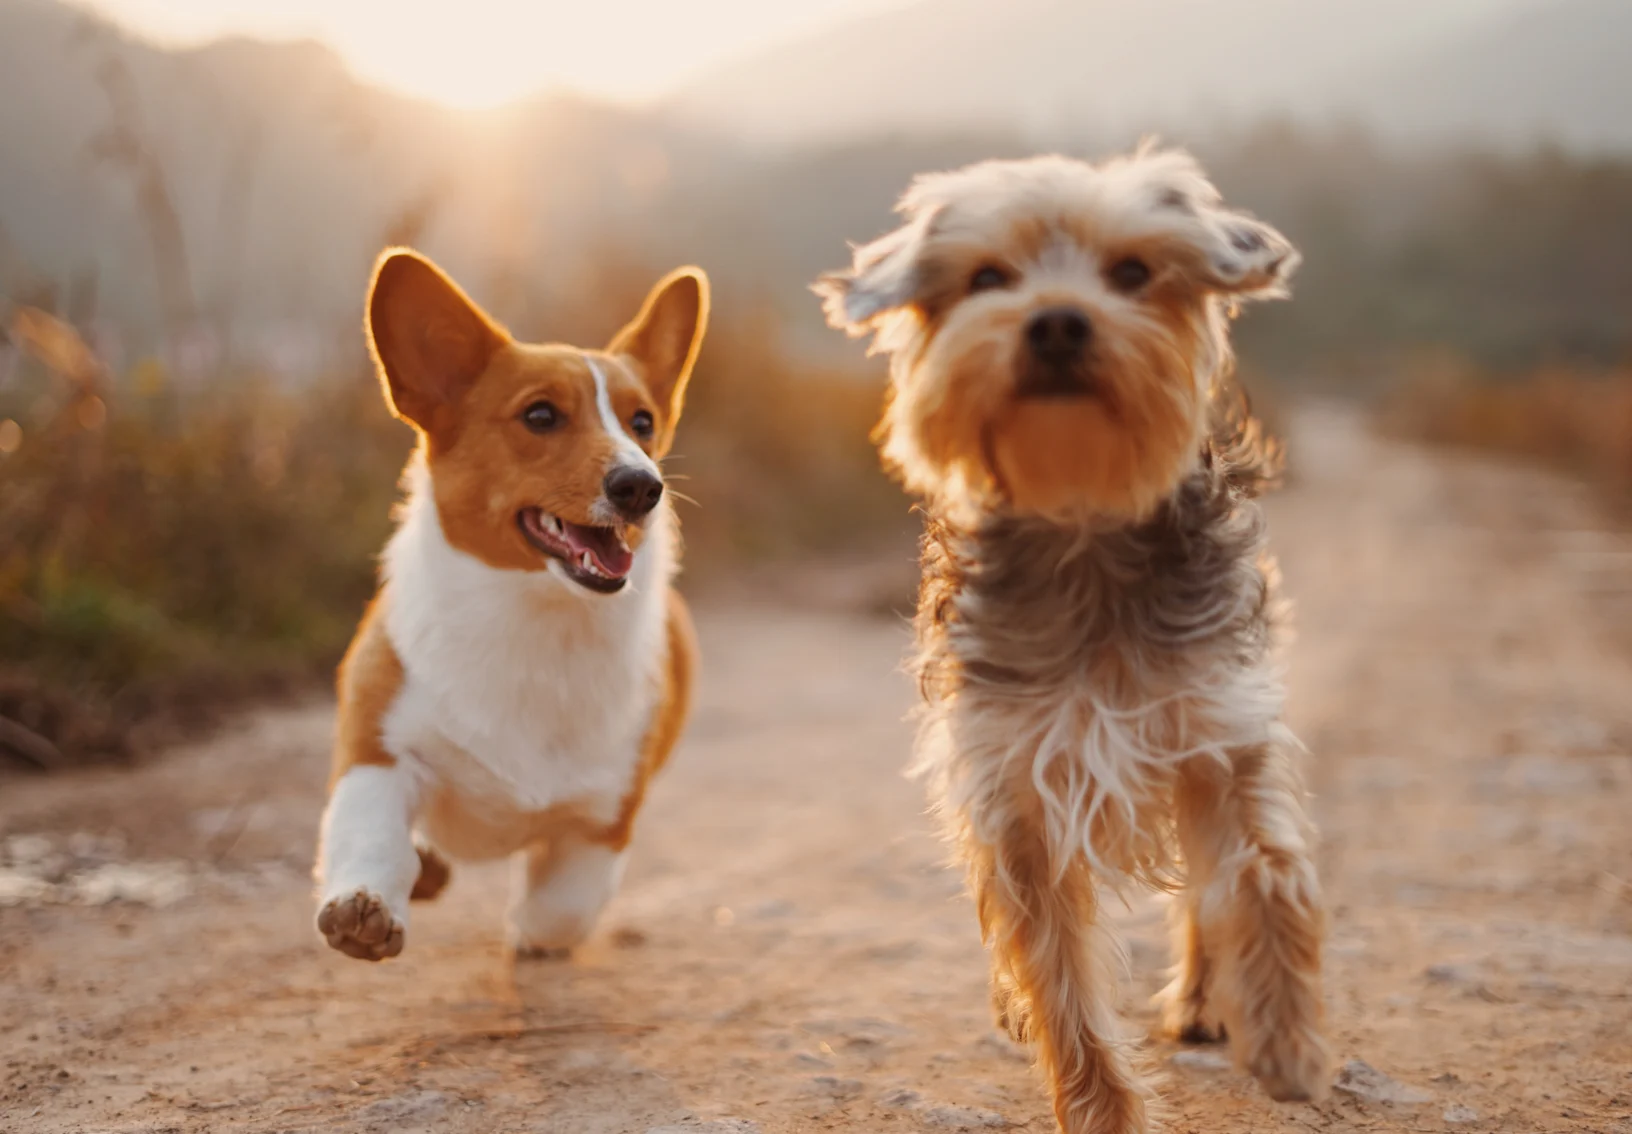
[1177,1018,1227,1044]
[1156,967,1229,1045]
[317,889,405,962]
[1159,992,1226,1045]
[991,978,1032,1043]
[1246,1030,1331,1103]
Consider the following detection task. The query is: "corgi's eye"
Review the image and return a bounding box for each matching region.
[969,265,1011,293]
[1107,257,1152,293]
[521,401,559,433]
[630,409,655,439]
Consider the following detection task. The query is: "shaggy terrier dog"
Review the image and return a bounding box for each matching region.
[816,146,1331,1133]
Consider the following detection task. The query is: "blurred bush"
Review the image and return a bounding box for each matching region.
[0,277,903,766]
[1381,353,1632,506]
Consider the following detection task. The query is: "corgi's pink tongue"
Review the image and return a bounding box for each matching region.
[561,521,633,578]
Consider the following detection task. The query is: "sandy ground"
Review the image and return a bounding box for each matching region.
[3,407,1631,1134]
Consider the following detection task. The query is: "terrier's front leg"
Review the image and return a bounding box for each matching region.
[970,825,1149,1134]
[1207,742,1332,1102]
[1160,760,1230,1045]
[315,763,420,961]
[508,835,627,958]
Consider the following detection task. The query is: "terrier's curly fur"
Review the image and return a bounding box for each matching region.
[816,146,1331,1133]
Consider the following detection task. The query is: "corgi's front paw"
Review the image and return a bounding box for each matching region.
[317,888,405,961]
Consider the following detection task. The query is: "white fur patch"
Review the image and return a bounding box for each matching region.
[379,454,673,861]
[587,356,661,478]
[315,764,421,919]
[508,840,629,952]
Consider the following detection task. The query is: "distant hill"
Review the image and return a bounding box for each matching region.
[0,0,423,334]
[1329,0,1632,153]
[669,0,1632,152]
[0,0,737,351]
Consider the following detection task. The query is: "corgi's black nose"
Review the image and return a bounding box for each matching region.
[604,466,664,520]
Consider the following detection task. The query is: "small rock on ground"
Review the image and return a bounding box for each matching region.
[1425,962,1479,984]
[1333,1059,1434,1105]
[974,1032,1030,1063]
[809,1075,863,1099]
[1170,1050,1232,1072]
[1444,1103,1480,1123]
[921,1103,1013,1129]
[879,1088,924,1108]
[357,1090,452,1122]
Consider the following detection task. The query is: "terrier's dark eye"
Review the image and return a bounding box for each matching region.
[521,401,559,433]
[1107,258,1152,293]
[969,265,1011,293]
[630,409,655,439]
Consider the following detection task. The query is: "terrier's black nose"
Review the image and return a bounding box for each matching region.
[604,466,664,520]
[1024,306,1091,363]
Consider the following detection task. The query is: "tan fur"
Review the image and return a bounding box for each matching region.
[366,251,508,441]
[329,596,403,787]
[608,266,709,457]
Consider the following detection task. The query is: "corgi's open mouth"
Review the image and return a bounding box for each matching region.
[518,509,634,594]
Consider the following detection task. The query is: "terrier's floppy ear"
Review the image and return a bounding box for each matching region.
[813,204,939,337]
[609,266,709,436]
[1193,207,1300,300]
[366,248,509,434]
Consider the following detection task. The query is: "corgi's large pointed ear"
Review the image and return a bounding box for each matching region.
[609,266,709,427]
[365,248,508,433]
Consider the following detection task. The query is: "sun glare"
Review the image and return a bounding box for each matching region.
[340,8,687,110]
[346,32,579,111]
[86,0,903,110]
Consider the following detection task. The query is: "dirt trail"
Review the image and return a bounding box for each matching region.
[3,407,1631,1134]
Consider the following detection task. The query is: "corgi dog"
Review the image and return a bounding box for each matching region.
[314,249,707,962]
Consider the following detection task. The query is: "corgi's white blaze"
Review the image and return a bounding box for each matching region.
[375,453,674,861]
[588,356,661,478]
[316,763,421,924]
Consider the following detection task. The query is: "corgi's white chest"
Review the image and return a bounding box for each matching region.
[378,460,671,851]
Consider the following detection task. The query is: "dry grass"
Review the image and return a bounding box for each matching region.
[1381,354,1632,506]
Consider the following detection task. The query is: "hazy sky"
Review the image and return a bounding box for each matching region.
[81,0,905,107]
